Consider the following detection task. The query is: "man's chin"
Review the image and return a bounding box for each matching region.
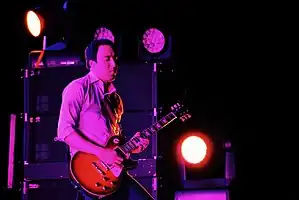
[109,75,116,82]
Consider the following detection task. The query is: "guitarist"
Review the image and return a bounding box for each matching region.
[56,39,153,200]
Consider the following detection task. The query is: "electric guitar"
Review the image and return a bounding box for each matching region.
[69,102,191,199]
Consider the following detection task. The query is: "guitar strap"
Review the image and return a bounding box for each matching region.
[102,92,124,136]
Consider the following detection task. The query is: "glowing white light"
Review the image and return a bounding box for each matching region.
[181,136,207,164]
[26,11,42,37]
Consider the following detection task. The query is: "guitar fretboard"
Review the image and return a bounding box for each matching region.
[119,112,177,154]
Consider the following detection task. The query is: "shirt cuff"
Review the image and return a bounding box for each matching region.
[55,126,76,142]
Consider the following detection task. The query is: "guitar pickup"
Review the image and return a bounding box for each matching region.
[114,147,129,159]
[91,162,105,174]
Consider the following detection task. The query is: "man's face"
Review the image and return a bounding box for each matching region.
[89,45,117,82]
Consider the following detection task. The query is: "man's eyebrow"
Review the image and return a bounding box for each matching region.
[105,54,114,57]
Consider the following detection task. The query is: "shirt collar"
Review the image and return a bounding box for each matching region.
[88,71,116,95]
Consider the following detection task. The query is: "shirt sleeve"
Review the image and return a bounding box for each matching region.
[56,81,84,142]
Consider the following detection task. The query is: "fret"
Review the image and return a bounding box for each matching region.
[118,108,182,154]
[145,128,153,135]
[140,129,151,138]
[161,117,168,125]
[119,145,128,153]
[121,144,127,152]
[130,141,137,150]
[132,141,137,148]
[127,142,135,150]
[164,114,173,121]
[131,138,139,147]
[168,112,176,119]
[150,127,156,133]
[124,145,130,152]
[124,143,131,152]
[163,113,176,125]
[155,122,162,129]
[159,115,171,126]
[132,137,140,143]
[126,143,132,152]
[144,130,151,137]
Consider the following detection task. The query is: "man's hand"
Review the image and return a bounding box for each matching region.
[97,148,124,167]
[131,132,150,154]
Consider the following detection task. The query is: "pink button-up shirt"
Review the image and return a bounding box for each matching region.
[56,71,119,156]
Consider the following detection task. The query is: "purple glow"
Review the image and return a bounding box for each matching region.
[7,114,16,189]
[142,28,165,53]
[175,190,229,200]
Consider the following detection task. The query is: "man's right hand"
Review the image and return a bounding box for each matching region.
[97,148,123,167]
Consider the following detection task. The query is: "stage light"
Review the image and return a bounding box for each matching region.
[181,136,207,164]
[178,131,213,169]
[26,10,44,37]
[94,26,115,43]
[138,27,172,62]
[142,28,165,53]
[92,26,123,59]
[176,130,235,190]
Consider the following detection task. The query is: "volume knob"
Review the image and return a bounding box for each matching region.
[95,182,101,187]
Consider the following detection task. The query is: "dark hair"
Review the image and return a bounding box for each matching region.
[84,39,116,69]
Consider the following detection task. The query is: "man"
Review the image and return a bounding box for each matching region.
[56,39,154,200]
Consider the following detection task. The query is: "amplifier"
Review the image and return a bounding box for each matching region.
[24,159,156,180]
[29,50,84,69]
[23,159,157,199]
[22,178,78,200]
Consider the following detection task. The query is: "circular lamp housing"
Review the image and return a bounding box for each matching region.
[94,26,115,43]
[142,28,165,54]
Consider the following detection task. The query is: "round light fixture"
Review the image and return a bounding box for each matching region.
[142,28,165,53]
[94,27,115,43]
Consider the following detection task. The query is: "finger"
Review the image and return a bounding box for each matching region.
[116,157,123,162]
[140,138,149,143]
[140,140,149,146]
[115,160,122,165]
[135,132,140,137]
[124,153,130,159]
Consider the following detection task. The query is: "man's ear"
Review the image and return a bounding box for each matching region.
[89,60,95,68]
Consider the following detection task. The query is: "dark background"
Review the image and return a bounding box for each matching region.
[1,0,297,199]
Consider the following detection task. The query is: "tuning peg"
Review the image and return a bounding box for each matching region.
[180,113,192,122]
[180,116,186,122]
[180,115,187,122]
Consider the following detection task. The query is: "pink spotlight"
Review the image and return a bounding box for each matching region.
[94,27,115,43]
[142,28,165,53]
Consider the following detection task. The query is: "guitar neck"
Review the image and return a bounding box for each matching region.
[119,112,177,154]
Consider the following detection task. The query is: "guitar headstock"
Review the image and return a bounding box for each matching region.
[171,102,192,122]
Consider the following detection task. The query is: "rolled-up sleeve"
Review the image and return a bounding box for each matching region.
[56,81,84,142]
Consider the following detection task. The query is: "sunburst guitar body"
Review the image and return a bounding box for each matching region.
[69,103,191,199]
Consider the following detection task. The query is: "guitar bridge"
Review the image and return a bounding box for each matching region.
[91,162,105,174]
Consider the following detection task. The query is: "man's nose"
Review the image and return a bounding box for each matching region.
[111,59,117,68]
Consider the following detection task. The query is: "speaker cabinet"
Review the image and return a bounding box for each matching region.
[23,178,78,200]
